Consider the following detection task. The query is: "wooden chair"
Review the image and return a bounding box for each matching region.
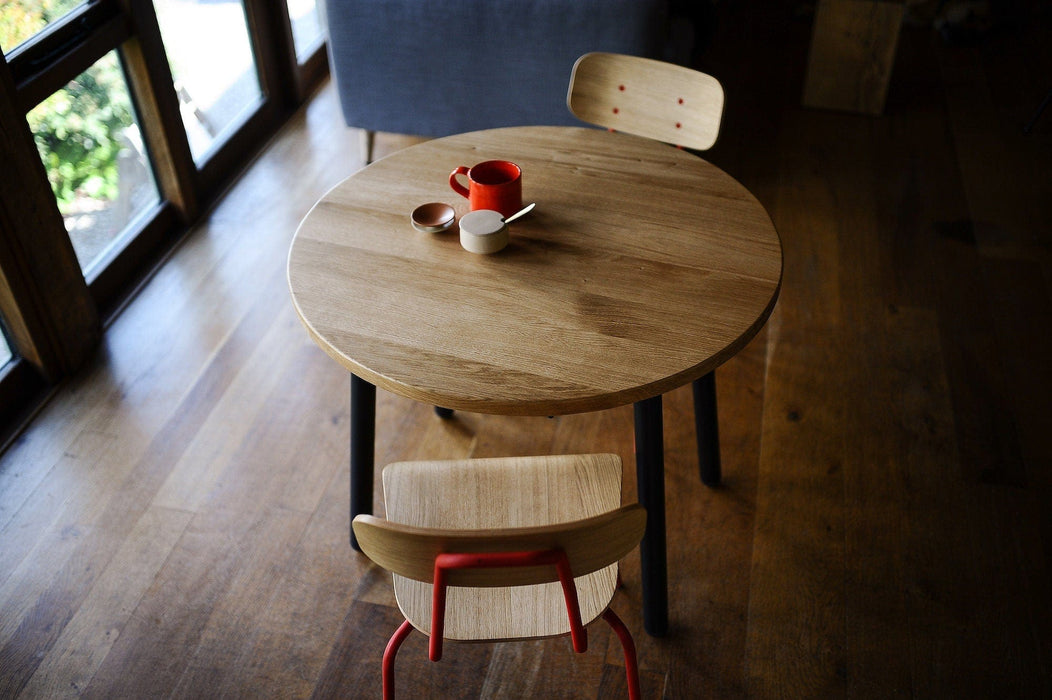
[567,52,728,486]
[352,453,646,699]
[567,51,724,151]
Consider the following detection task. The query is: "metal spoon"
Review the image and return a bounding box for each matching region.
[503,202,536,224]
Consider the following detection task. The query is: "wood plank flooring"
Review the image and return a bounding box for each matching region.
[1,3,1050,697]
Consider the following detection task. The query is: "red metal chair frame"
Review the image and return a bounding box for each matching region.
[381,547,641,700]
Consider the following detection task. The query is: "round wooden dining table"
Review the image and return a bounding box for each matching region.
[288,125,782,636]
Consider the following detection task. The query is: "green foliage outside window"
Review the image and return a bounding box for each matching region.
[3,2,133,212]
[28,53,134,210]
[1,0,85,52]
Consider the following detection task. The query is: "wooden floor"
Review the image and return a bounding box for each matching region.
[2,3,1050,697]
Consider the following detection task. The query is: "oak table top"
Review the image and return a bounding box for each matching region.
[287,126,782,416]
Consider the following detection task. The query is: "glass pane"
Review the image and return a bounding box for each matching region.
[153,0,263,162]
[0,329,11,369]
[27,51,161,275]
[288,0,323,61]
[0,0,86,55]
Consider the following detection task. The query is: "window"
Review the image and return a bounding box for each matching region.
[153,0,263,163]
[288,0,323,62]
[0,329,11,369]
[0,0,87,54]
[0,0,328,438]
[28,50,161,275]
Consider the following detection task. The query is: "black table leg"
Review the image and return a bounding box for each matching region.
[693,371,721,487]
[634,395,668,637]
[350,374,376,551]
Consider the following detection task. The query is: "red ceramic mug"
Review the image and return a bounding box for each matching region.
[449,160,522,218]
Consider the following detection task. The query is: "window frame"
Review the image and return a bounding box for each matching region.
[0,0,327,445]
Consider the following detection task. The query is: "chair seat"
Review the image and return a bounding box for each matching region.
[382,454,624,641]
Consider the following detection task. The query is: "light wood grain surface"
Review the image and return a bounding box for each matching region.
[352,505,645,587]
[568,52,725,151]
[370,454,637,641]
[288,126,782,415]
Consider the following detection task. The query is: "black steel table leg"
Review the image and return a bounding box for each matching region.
[434,407,454,418]
[350,374,376,551]
[693,371,721,487]
[634,395,668,637]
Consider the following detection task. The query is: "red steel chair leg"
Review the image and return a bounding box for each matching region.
[602,608,642,700]
[432,549,589,656]
[383,619,414,700]
[387,552,638,698]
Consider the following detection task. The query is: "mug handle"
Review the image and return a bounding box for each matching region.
[449,166,470,198]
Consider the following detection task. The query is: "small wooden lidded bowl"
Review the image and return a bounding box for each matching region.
[458,209,509,254]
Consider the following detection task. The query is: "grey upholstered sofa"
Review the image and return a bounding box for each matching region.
[323,0,670,160]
